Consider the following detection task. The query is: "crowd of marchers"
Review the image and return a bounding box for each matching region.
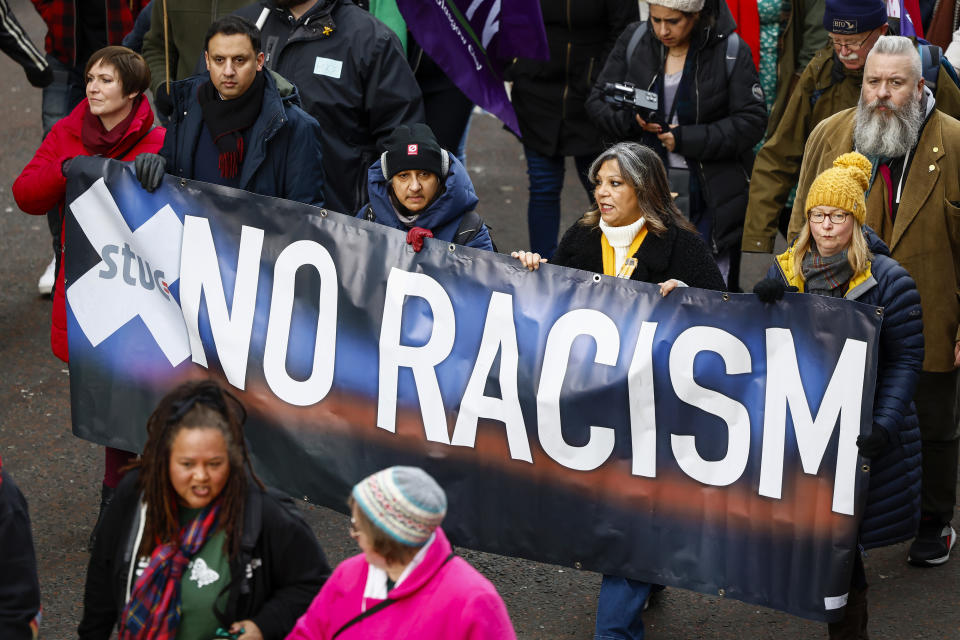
[0,0,958,639]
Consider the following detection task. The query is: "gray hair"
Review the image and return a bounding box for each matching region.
[866,35,922,82]
[581,142,693,235]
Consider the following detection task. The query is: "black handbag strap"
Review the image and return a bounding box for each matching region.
[331,553,457,639]
[332,598,397,639]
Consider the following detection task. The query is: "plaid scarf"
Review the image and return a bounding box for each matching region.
[119,500,222,640]
[801,249,854,298]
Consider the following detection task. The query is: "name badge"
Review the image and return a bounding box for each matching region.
[313,56,342,79]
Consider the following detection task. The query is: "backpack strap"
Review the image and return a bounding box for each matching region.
[919,43,940,92]
[724,32,740,79]
[625,22,648,77]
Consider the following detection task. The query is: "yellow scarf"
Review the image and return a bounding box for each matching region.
[601,226,648,278]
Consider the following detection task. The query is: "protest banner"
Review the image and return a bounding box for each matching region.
[65,157,881,622]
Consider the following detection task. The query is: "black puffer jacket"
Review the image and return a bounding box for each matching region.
[769,228,923,549]
[585,0,766,254]
[79,471,330,640]
[233,0,424,215]
[552,216,726,291]
[508,0,638,157]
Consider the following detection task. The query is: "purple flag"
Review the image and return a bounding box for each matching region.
[396,0,548,135]
[898,0,916,38]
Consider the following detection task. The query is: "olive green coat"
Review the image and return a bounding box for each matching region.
[786,107,960,372]
[766,0,827,137]
[742,44,960,254]
[141,0,250,96]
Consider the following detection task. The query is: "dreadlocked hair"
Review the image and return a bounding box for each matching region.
[134,380,263,560]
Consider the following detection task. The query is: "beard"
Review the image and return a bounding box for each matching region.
[853,93,924,159]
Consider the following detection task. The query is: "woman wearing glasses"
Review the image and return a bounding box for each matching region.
[288,466,516,639]
[754,152,923,638]
[79,381,330,640]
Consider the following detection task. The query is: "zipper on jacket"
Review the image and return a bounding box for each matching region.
[561,42,571,121]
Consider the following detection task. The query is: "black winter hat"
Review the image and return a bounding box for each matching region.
[381,124,447,180]
[823,0,886,35]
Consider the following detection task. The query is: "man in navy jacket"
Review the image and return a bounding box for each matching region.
[135,15,326,206]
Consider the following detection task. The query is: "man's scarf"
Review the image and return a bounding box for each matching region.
[198,71,266,179]
[119,500,222,639]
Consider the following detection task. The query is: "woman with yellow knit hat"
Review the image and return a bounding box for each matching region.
[754,152,924,638]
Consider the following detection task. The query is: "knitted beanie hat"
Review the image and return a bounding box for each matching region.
[823,0,887,35]
[381,123,445,180]
[352,466,447,546]
[649,0,705,12]
[804,152,873,224]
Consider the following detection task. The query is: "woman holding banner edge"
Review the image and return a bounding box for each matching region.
[513,141,724,640]
[12,45,166,551]
[753,152,923,638]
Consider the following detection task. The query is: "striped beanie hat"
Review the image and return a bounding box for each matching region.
[352,466,447,546]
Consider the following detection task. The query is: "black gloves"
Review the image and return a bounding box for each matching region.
[856,429,890,458]
[154,83,173,117]
[135,153,167,192]
[25,65,54,88]
[753,277,798,303]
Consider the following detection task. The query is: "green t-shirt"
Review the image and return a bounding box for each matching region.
[175,507,231,640]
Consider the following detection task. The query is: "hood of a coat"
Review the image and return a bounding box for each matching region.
[862,224,891,258]
[691,0,737,49]
[384,527,455,600]
[366,153,479,231]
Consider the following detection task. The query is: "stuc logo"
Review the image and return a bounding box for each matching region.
[407,144,419,155]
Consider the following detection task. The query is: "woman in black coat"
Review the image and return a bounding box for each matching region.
[79,381,330,640]
[508,0,638,260]
[513,141,724,640]
[585,0,766,292]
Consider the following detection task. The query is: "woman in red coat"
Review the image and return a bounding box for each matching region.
[13,45,165,548]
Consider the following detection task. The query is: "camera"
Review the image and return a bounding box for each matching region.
[602,82,663,125]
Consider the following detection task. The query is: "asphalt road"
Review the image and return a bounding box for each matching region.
[1,2,958,638]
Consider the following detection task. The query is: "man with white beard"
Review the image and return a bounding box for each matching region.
[789,35,960,569]
[742,0,960,255]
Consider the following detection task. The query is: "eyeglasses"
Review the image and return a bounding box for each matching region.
[808,210,850,224]
[828,28,877,52]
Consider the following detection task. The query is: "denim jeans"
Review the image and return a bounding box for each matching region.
[595,575,656,640]
[523,146,594,259]
[41,54,85,260]
[41,54,85,136]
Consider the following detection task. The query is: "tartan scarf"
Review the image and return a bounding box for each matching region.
[801,249,853,298]
[119,500,223,640]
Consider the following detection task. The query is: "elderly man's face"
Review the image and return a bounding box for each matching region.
[862,53,923,112]
[828,24,887,70]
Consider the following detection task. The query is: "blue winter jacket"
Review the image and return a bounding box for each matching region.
[769,227,924,549]
[359,154,494,251]
[160,70,326,206]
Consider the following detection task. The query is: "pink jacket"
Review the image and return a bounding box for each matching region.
[286,527,516,640]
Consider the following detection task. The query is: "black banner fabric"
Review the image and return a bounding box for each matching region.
[64,158,882,621]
